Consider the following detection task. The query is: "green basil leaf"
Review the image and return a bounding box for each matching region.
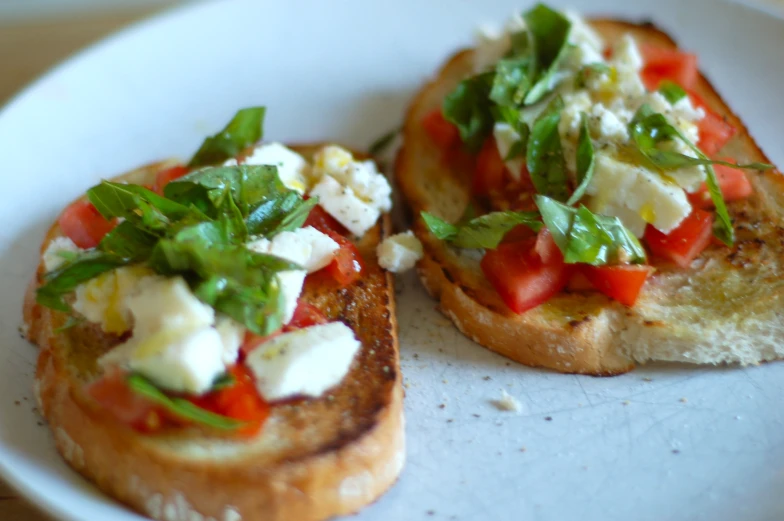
[639,149,771,172]
[536,195,646,265]
[526,96,568,201]
[421,210,541,249]
[442,72,495,153]
[188,107,266,168]
[368,128,400,157]
[194,274,284,336]
[127,374,244,430]
[98,220,159,260]
[164,164,288,218]
[567,112,595,205]
[270,196,318,236]
[522,4,572,105]
[210,372,236,391]
[87,181,201,225]
[575,63,614,88]
[658,81,687,104]
[246,193,317,237]
[36,251,127,312]
[490,57,533,107]
[53,315,85,334]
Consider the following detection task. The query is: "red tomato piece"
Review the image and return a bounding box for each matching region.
[480,230,572,314]
[85,372,164,432]
[193,365,270,437]
[582,264,653,307]
[640,44,698,91]
[322,229,365,286]
[421,109,459,150]
[644,209,714,268]
[473,138,507,196]
[689,160,753,208]
[153,165,189,195]
[687,92,736,156]
[303,204,348,236]
[58,200,117,249]
[286,301,328,330]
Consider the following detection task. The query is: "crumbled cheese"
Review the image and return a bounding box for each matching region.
[42,237,80,272]
[241,142,310,193]
[377,231,423,273]
[493,123,525,180]
[493,390,522,412]
[310,174,381,237]
[246,226,339,273]
[275,270,306,324]
[245,322,361,401]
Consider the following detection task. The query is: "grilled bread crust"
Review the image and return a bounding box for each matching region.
[396,20,784,375]
[23,145,404,521]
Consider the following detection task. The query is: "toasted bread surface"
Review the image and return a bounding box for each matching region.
[396,20,784,375]
[24,145,404,521]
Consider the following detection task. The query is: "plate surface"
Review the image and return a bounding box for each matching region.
[2,1,784,520]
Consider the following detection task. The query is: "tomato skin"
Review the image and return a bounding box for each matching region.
[85,372,165,433]
[473,138,507,196]
[644,209,714,268]
[687,92,736,156]
[286,301,328,330]
[582,264,653,306]
[303,205,364,286]
[153,165,189,195]
[640,44,698,91]
[192,366,270,438]
[59,200,117,249]
[689,161,753,208]
[303,203,348,236]
[421,109,459,150]
[480,230,572,314]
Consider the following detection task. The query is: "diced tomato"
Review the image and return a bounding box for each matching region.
[473,138,507,196]
[421,109,459,150]
[322,229,364,286]
[689,160,753,208]
[286,301,328,330]
[480,230,572,314]
[153,165,189,194]
[303,204,348,236]
[192,365,269,437]
[687,91,736,156]
[582,264,653,307]
[85,372,165,432]
[644,209,714,268]
[640,44,698,91]
[58,200,117,249]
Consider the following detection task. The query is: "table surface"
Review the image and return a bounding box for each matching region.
[2,1,783,520]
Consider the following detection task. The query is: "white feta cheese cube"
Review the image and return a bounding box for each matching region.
[590,103,630,144]
[245,321,361,401]
[377,231,424,273]
[42,237,80,272]
[276,270,306,324]
[311,146,392,214]
[127,277,214,338]
[247,226,339,273]
[242,142,309,193]
[565,10,605,53]
[611,34,644,71]
[310,175,381,237]
[215,316,245,366]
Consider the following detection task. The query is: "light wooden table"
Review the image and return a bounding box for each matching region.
[0,7,173,521]
[2,1,783,520]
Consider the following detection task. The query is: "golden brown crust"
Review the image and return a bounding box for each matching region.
[397,20,784,375]
[26,147,403,521]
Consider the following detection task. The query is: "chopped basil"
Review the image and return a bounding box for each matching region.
[88,181,201,227]
[36,251,127,312]
[442,72,495,153]
[421,210,541,249]
[566,112,595,205]
[368,128,400,157]
[536,195,646,266]
[522,4,572,105]
[127,374,245,430]
[188,107,266,168]
[526,96,568,201]
[658,81,687,104]
[490,57,533,107]
[98,221,159,260]
[210,372,236,391]
[629,104,772,245]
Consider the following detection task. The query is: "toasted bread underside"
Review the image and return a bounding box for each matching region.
[396,20,784,375]
[23,145,403,521]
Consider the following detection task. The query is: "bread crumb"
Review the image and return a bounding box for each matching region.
[679,397,688,403]
[492,390,522,412]
[544,416,553,421]
[442,379,449,384]
[520,446,527,452]
[622,400,630,406]
[438,403,446,409]
[642,377,653,382]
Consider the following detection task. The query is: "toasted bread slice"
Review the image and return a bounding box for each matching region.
[23,145,403,521]
[396,20,784,375]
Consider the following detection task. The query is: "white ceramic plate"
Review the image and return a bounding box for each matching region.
[2,1,784,520]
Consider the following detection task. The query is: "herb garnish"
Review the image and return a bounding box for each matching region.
[188,107,266,168]
[421,210,541,249]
